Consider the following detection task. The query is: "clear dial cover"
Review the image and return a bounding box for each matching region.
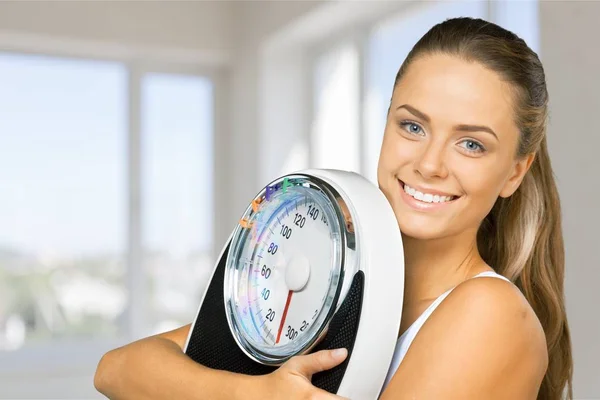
[224,176,345,365]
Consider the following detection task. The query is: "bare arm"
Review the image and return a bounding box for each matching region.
[94,324,349,400]
[94,324,254,400]
[157,323,192,350]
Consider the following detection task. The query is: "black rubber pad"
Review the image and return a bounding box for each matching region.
[185,242,364,393]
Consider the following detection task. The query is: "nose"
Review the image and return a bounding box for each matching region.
[414,138,449,180]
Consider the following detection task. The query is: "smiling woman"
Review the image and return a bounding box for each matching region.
[94,16,573,400]
[375,18,572,400]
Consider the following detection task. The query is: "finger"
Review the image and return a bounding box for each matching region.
[285,348,348,377]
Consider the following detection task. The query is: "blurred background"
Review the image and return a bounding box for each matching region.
[0,0,597,398]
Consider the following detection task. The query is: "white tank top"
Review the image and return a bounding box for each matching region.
[381,271,511,391]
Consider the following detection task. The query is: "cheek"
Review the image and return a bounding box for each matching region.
[379,128,414,170]
[456,158,508,202]
[377,130,394,174]
[377,129,404,196]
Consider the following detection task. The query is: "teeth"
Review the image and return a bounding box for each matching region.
[403,183,455,203]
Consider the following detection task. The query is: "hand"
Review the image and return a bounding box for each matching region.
[257,348,350,400]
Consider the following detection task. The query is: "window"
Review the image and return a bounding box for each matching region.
[491,0,539,53]
[0,53,127,349]
[141,73,214,334]
[0,53,215,352]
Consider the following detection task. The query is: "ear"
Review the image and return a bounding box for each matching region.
[499,152,536,198]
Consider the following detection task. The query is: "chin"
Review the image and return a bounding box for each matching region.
[398,223,447,241]
[392,210,446,240]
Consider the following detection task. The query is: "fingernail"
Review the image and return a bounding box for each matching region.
[332,348,347,360]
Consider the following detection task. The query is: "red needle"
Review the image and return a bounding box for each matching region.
[276,290,293,344]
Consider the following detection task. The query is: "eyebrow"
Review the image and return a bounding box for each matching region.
[396,104,499,140]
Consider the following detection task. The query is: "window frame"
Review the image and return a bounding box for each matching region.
[0,47,222,376]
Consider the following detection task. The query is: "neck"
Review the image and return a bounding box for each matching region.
[401,227,485,305]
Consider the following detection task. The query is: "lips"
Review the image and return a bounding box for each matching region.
[397,179,460,210]
[398,180,460,198]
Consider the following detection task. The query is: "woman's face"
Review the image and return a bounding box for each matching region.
[377,53,533,240]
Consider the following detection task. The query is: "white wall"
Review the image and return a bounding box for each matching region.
[217,1,325,249]
[540,2,600,397]
[255,0,418,186]
[0,1,233,64]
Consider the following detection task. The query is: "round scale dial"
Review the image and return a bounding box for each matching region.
[224,175,350,365]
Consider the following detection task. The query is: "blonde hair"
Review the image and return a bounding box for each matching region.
[394,17,573,399]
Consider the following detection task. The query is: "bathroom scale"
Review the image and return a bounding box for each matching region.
[184,169,404,399]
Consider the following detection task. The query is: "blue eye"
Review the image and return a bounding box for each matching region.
[400,121,423,135]
[460,140,485,153]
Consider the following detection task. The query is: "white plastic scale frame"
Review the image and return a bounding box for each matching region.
[184,169,404,399]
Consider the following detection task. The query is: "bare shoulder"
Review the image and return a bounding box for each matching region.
[442,275,547,343]
[381,276,548,400]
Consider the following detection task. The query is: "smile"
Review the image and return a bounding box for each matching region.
[398,180,460,210]
[403,183,457,203]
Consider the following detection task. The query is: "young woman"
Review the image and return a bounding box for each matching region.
[94,17,573,400]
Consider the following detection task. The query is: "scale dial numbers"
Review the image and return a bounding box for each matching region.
[225,178,344,365]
